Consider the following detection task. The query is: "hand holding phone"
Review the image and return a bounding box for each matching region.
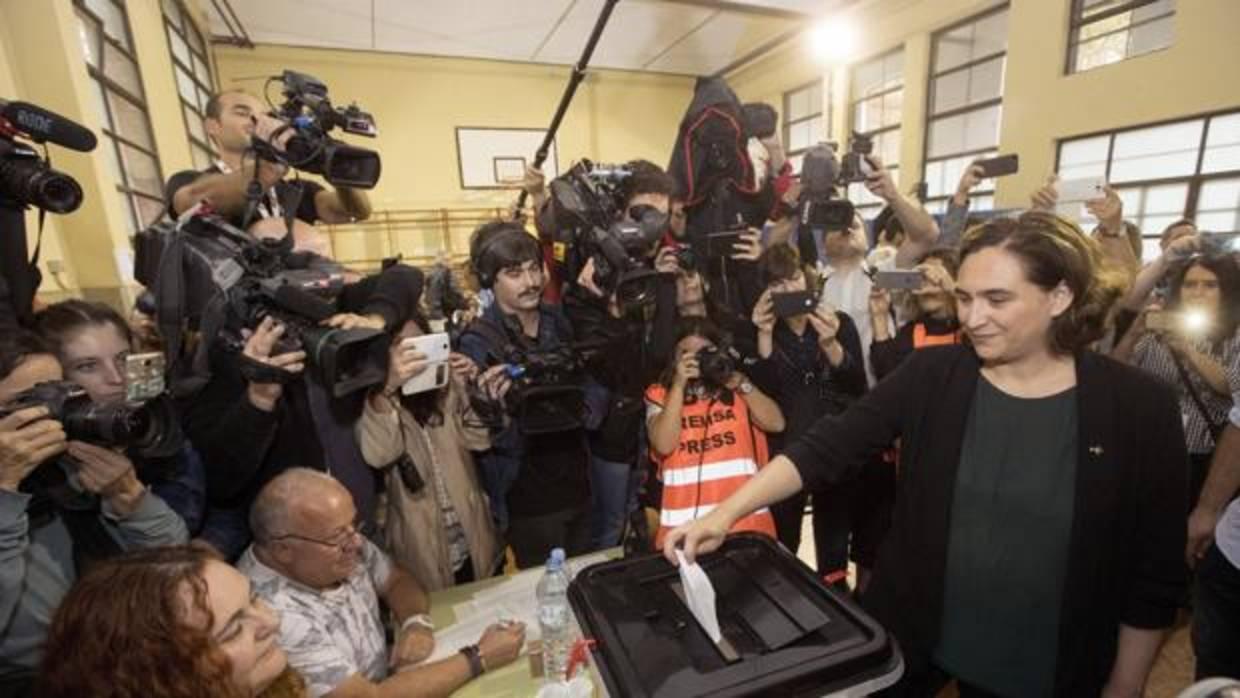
[1057,176,1107,204]
[873,270,924,291]
[770,290,817,319]
[399,333,451,395]
[974,154,1019,178]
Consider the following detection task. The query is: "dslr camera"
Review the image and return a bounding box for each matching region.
[838,131,875,184]
[695,345,736,391]
[0,378,182,461]
[253,70,381,189]
[542,159,666,314]
[0,98,91,213]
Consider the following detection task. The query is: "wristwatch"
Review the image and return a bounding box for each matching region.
[460,644,484,678]
[737,380,754,395]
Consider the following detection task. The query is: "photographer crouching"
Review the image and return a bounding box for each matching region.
[0,332,187,694]
[458,221,596,569]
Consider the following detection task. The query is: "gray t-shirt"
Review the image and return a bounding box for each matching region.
[935,377,1079,698]
[239,540,393,698]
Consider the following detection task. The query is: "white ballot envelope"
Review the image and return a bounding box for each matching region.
[675,549,722,643]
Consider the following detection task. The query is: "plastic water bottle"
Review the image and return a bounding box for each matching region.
[536,547,572,684]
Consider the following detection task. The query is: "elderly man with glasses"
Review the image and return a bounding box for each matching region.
[238,468,525,698]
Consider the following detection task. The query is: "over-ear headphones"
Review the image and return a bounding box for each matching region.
[470,225,532,288]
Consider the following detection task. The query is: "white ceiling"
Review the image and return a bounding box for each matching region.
[207,0,857,76]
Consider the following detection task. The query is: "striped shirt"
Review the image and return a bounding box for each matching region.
[645,384,776,548]
[1134,331,1240,454]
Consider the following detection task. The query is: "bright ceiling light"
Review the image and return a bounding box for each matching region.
[809,17,857,63]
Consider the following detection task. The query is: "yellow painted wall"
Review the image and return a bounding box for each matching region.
[727,0,1240,209]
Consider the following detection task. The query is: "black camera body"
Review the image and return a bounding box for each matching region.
[0,381,182,458]
[501,346,587,435]
[695,345,736,390]
[256,70,381,189]
[839,131,875,184]
[544,159,665,313]
[799,143,855,232]
[0,138,82,214]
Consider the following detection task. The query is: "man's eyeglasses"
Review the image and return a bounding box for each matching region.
[268,520,368,551]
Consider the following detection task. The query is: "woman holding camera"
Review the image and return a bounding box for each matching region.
[645,317,784,549]
[354,311,506,590]
[38,545,306,698]
[665,212,1187,698]
[34,300,208,539]
[1113,253,1240,503]
[748,245,866,578]
[869,248,962,380]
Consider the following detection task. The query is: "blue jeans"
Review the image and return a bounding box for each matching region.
[589,455,641,550]
[1192,544,1240,680]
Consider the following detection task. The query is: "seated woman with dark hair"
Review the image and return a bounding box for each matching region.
[38,545,305,698]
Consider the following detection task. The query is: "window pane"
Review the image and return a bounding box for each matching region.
[1144,182,1188,214]
[1059,135,1110,179]
[934,25,973,73]
[118,142,163,197]
[1110,119,1203,182]
[133,193,166,228]
[809,82,824,114]
[1129,14,1174,56]
[186,23,206,55]
[928,114,966,159]
[175,66,198,105]
[184,104,206,141]
[881,90,903,128]
[192,53,212,86]
[107,91,155,150]
[971,194,995,212]
[85,0,129,49]
[854,97,881,133]
[101,139,125,188]
[1196,178,1240,231]
[875,129,900,166]
[853,58,884,99]
[789,120,812,151]
[808,115,824,143]
[964,104,1001,152]
[932,70,968,113]
[76,12,102,68]
[102,41,143,98]
[1203,113,1240,174]
[161,0,183,30]
[117,191,139,234]
[87,80,111,130]
[788,88,811,122]
[197,86,212,113]
[168,30,191,67]
[971,10,1008,58]
[1074,31,1130,72]
[883,50,904,89]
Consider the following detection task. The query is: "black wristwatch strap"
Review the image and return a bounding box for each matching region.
[459,644,484,678]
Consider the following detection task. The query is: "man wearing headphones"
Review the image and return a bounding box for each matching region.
[457,220,594,569]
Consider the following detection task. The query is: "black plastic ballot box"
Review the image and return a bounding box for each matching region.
[567,534,903,697]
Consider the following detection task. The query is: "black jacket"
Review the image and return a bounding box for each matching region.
[783,345,1188,696]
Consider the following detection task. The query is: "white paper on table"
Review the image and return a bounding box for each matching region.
[675,550,721,643]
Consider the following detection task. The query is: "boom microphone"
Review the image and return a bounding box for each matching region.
[0,99,97,152]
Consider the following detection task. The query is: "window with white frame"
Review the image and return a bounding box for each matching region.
[161,0,216,171]
[922,5,1009,215]
[1067,0,1175,74]
[847,47,904,219]
[1057,110,1240,261]
[783,79,826,175]
[74,0,167,232]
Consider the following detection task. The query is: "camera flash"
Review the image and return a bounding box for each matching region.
[1183,310,1209,334]
[810,18,857,63]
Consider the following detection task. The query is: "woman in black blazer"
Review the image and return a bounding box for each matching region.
[665,212,1188,698]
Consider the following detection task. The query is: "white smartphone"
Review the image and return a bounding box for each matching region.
[1057,175,1106,203]
[399,333,452,395]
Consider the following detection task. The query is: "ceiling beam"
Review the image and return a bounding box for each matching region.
[651,0,813,21]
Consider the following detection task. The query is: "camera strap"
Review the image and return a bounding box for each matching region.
[237,351,300,386]
[1167,341,1226,441]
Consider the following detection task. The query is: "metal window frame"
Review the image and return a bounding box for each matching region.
[920,4,1010,207]
[1065,0,1176,74]
[162,0,216,162]
[74,0,166,229]
[783,77,829,159]
[1053,108,1240,238]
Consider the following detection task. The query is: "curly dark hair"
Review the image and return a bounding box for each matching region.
[959,211,1126,355]
[36,546,303,698]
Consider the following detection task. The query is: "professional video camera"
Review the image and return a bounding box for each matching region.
[543,159,666,313]
[0,380,182,460]
[0,98,97,329]
[253,70,381,189]
[798,142,856,232]
[133,211,388,398]
[503,346,586,434]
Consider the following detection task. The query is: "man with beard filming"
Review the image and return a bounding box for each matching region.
[0,331,187,694]
[560,160,681,549]
[165,82,372,252]
[458,220,595,569]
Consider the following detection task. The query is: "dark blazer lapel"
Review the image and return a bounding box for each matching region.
[1055,351,1119,690]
